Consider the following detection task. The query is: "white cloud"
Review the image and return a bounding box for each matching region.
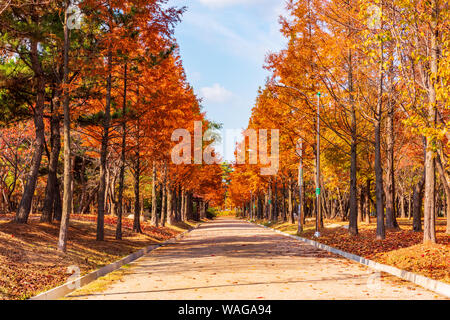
[183,13,273,65]
[200,83,234,103]
[182,1,288,65]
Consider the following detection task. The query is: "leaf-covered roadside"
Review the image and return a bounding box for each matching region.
[0,217,189,300]
[255,218,450,284]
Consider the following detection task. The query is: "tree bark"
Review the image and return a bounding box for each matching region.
[436,155,450,234]
[288,178,294,224]
[53,179,63,221]
[166,185,173,225]
[15,40,45,224]
[185,192,192,220]
[268,182,273,221]
[57,7,73,251]
[116,63,127,240]
[181,188,186,221]
[41,109,61,223]
[413,168,425,232]
[422,0,439,244]
[133,149,141,233]
[348,48,358,236]
[160,162,167,227]
[150,161,158,226]
[176,186,182,222]
[400,194,406,219]
[281,183,286,221]
[257,195,262,219]
[374,23,385,240]
[96,49,112,241]
[76,158,88,214]
[385,74,399,230]
[358,187,364,223]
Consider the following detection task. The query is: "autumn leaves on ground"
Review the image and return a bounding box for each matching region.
[257,218,449,284]
[0,0,449,301]
[0,214,196,300]
[0,213,448,300]
[0,0,225,300]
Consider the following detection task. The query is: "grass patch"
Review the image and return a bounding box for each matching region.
[64,268,130,299]
[168,220,198,232]
[215,210,236,217]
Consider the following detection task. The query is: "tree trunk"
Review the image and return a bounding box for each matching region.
[186,192,192,220]
[15,41,46,223]
[200,201,206,220]
[268,182,273,221]
[400,194,406,219]
[288,178,294,224]
[348,48,358,235]
[257,195,262,219]
[53,179,63,221]
[160,163,167,226]
[57,9,73,251]
[436,155,450,234]
[320,191,328,223]
[166,186,173,225]
[133,150,141,233]
[150,161,158,226]
[263,192,268,219]
[176,186,182,222]
[413,169,425,232]
[116,63,128,240]
[374,27,385,240]
[385,83,399,230]
[96,49,112,241]
[181,188,186,221]
[358,187,364,223]
[41,110,61,223]
[76,158,88,214]
[281,183,286,221]
[422,0,439,244]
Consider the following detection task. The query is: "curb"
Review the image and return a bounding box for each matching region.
[29,222,203,300]
[247,220,450,298]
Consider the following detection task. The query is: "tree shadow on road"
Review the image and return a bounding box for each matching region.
[68,273,365,299]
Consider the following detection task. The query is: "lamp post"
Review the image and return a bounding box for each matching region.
[248,148,255,220]
[315,92,321,238]
[250,190,253,220]
[296,138,303,233]
[272,83,322,236]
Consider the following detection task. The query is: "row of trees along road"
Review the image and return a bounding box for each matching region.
[229,0,449,243]
[0,1,225,252]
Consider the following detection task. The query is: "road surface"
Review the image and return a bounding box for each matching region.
[67,217,444,300]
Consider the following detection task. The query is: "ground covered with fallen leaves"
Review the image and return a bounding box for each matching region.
[0,214,195,300]
[257,218,450,284]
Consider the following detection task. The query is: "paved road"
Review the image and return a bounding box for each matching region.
[68,217,443,300]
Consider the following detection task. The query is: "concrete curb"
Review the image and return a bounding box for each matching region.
[29,222,203,300]
[247,220,450,298]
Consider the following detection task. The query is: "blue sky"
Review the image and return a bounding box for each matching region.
[170,0,288,161]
